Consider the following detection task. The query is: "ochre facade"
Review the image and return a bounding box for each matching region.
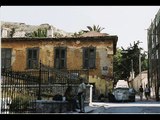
[2,36,118,97]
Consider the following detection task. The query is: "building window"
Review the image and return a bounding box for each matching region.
[83,47,96,69]
[54,47,67,69]
[1,48,12,69]
[27,48,39,69]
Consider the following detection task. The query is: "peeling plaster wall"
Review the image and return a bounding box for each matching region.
[97,48,109,76]
[2,38,117,97]
[88,44,114,96]
[89,76,113,96]
[67,47,82,69]
[40,44,54,67]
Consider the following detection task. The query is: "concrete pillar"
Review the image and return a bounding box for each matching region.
[89,85,93,106]
[85,84,93,106]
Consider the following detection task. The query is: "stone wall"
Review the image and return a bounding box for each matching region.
[34,100,68,113]
[33,85,92,113]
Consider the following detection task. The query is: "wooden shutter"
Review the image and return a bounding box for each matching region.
[89,47,96,68]
[1,48,12,69]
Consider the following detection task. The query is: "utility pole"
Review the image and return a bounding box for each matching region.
[139,51,142,87]
[131,59,134,88]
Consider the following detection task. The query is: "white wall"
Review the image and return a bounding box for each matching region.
[132,71,148,92]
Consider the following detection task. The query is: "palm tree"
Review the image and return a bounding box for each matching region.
[82,25,105,33]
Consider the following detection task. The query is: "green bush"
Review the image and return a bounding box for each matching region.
[10,94,31,112]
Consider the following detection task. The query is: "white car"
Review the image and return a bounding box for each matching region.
[112,88,130,102]
[112,80,135,102]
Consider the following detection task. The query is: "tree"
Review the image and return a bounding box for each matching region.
[82,25,105,33]
[71,25,105,38]
[113,48,123,84]
[113,40,148,83]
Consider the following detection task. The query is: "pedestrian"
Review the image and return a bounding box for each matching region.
[139,85,143,101]
[144,84,150,100]
[64,86,77,112]
[77,77,86,113]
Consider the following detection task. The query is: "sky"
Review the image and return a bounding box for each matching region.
[1,6,160,51]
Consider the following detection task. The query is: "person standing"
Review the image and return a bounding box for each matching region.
[77,77,86,113]
[64,86,77,112]
[139,85,143,101]
[144,84,150,100]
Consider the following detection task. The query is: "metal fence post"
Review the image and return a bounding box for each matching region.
[37,60,42,100]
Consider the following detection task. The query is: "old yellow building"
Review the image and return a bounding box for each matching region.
[1,31,118,98]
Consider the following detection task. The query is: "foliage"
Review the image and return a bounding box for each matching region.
[113,40,148,83]
[71,30,84,37]
[30,28,47,38]
[82,24,105,33]
[71,25,105,37]
[10,93,32,112]
[53,32,64,38]
[113,49,123,84]
[25,32,33,37]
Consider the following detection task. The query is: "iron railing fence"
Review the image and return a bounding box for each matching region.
[1,67,89,113]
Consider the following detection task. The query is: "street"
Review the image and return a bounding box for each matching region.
[85,96,160,114]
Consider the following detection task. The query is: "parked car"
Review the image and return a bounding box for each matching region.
[128,88,136,102]
[112,80,135,102]
[112,87,130,102]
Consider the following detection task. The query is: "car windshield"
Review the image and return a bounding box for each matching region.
[113,88,129,94]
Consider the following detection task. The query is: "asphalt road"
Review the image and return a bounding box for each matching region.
[89,106,160,113]
[88,98,160,114]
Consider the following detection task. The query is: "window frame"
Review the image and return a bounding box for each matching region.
[1,48,12,69]
[54,47,67,69]
[83,47,96,69]
[26,47,39,69]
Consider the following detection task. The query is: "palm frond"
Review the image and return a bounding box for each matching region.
[87,26,93,31]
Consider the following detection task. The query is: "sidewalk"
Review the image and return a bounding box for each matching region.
[64,105,98,114]
[135,95,157,102]
[64,96,160,114]
[85,105,98,113]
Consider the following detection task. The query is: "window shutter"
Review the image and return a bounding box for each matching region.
[83,48,89,69]
[26,48,39,69]
[1,48,12,69]
[54,48,59,69]
[1,49,5,68]
[54,47,67,69]
[89,47,96,68]
[62,47,67,69]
